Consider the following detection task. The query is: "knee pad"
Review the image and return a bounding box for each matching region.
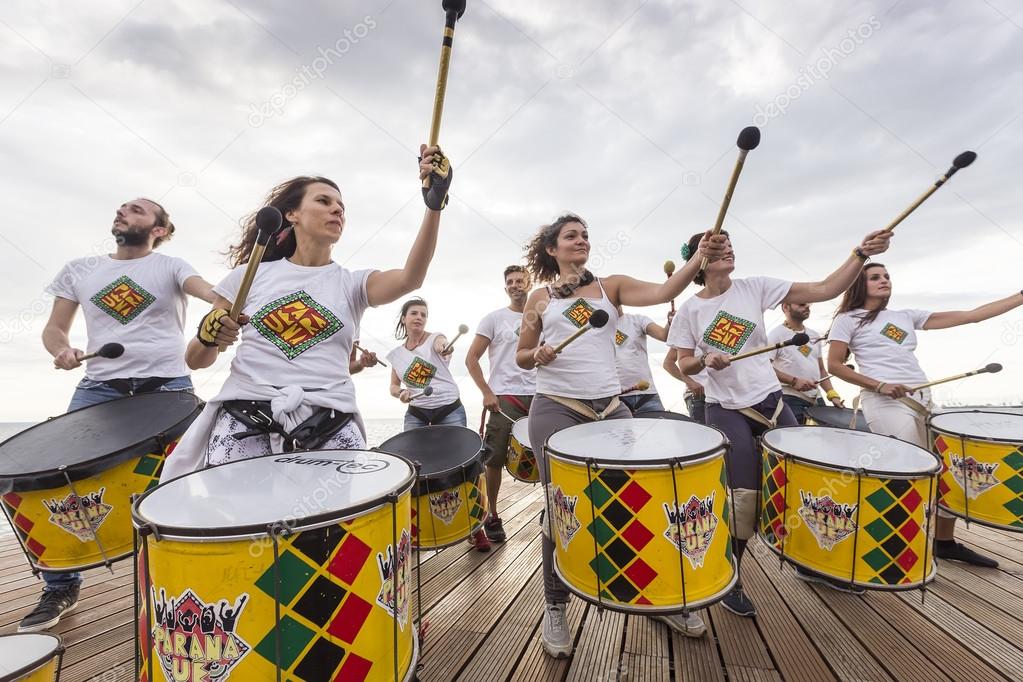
[730,488,759,541]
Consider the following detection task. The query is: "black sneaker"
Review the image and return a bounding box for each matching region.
[484,515,506,543]
[935,540,999,568]
[794,566,866,595]
[18,584,80,632]
[720,586,756,617]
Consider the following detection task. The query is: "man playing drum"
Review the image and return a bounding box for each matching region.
[768,302,844,424]
[23,198,216,632]
[465,265,537,543]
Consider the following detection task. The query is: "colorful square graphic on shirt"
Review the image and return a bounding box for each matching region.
[251,291,343,360]
[403,357,437,389]
[798,344,812,357]
[615,330,628,346]
[703,311,755,354]
[880,323,908,344]
[90,275,155,324]
[563,298,596,328]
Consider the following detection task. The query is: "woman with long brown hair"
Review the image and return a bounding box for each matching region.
[828,262,1023,567]
[161,146,453,479]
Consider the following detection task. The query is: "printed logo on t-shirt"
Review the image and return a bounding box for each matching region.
[880,322,908,344]
[90,275,155,324]
[251,290,343,360]
[798,344,812,357]
[403,357,437,389]
[563,298,596,328]
[614,329,628,346]
[703,311,755,354]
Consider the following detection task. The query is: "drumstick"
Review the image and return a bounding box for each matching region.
[881,151,977,233]
[699,126,761,270]
[663,260,676,313]
[353,341,388,367]
[620,380,650,395]
[79,343,124,361]
[492,407,518,422]
[728,332,810,363]
[221,207,282,351]
[552,309,611,354]
[408,386,435,400]
[441,324,469,354]
[907,363,1001,392]
[423,0,467,190]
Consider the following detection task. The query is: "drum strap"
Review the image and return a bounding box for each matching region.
[738,398,785,429]
[222,400,354,451]
[539,393,622,421]
[406,399,463,425]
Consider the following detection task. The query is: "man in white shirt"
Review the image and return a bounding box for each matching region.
[19,198,215,633]
[465,266,536,542]
[768,302,843,424]
[615,308,669,414]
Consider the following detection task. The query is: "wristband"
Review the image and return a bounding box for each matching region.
[875,382,886,393]
[826,389,840,401]
[853,247,868,262]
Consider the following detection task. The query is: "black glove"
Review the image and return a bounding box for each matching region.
[197,308,229,347]
[422,153,453,211]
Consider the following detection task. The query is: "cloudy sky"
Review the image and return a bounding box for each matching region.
[2,0,1022,424]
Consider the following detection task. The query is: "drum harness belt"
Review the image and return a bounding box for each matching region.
[739,399,786,429]
[407,398,463,425]
[539,393,622,421]
[222,400,353,452]
[100,377,174,395]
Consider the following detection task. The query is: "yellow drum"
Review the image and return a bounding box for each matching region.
[0,633,63,681]
[506,418,539,484]
[929,410,1023,532]
[546,419,736,613]
[379,426,486,549]
[133,450,417,682]
[759,426,940,589]
[0,392,201,572]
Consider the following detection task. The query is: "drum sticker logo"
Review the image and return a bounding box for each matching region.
[429,489,463,525]
[403,356,437,389]
[662,493,718,569]
[149,588,250,681]
[880,323,908,344]
[703,312,755,354]
[90,275,155,324]
[563,298,596,328]
[551,486,581,549]
[42,487,113,542]
[376,529,411,630]
[949,456,999,499]
[798,491,857,550]
[251,290,343,360]
[615,329,628,346]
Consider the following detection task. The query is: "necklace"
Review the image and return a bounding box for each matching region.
[551,269,595,299]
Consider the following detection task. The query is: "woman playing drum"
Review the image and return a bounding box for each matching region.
[515,214,726,656]
[668,228,892,616]
[828,262,1023,567]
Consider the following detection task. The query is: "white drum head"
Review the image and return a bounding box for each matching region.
[136,450,414,536]
[512,418,531,449]
[929,410,1023,441]
[763,427,939,475]
[547,419,724,464]
[0,633,60,675]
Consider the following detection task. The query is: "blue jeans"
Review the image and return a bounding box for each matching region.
[781,394,824,425]
[620,393,665,414]
[403,403,467,431]
[43,376,193,591]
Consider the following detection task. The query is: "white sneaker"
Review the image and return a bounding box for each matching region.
[654,611,707,638]
[541,602,572,658]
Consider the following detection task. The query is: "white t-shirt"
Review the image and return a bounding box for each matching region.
[667,277,792,410]
[214,259,374,391]
[829,308,931,386]
[769,323,823,402]
[476,307,536,395]
[46,252,198,380]
[386,333,461,409]
[615,313,657,395]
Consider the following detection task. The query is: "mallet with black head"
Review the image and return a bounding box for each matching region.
[881,151,977,233]
[79,343,125,362]
[699,126,761,270]
[219,206,282,351]
[552,310,611,354]
[727,332,809,363]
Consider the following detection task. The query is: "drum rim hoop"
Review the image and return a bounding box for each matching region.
[757,540,938,590]
[397,448,484,496]
[762,426,942,477]
[0,632,63,682]
[928,409,1023,445]
[935,499,1023,532]
[546,444,727,469]
[131,452,416,538]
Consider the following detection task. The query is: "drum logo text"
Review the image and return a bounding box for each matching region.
[703,312,754,354]
[798,491,857,550]
[403,357,437,389]
[429,489,463,525]
[43,487,112,542]
[90,275,155,324]
[149,587,250,681]
[662,494,718,569]
[376,529,411,630]
[949,456,999,499]
[251,291,343,360]
[563,298,596,328]
[880,323,908,344]
[551,486,581,549]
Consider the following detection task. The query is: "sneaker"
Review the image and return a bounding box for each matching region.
[794,566,866,595]
[541,602,572,658]
[654,611,706,638]
[719,586,756,617]
[469,528,492,553]
[18,584,80,632]
[484,515,507,543]
[934,540,999,568]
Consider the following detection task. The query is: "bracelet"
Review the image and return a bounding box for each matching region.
[875,382,886,393]
[852,247,868,262]
[826,389,840,400]
[697,355,707,369]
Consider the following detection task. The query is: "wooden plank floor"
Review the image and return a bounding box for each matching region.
[2,474,1022,682]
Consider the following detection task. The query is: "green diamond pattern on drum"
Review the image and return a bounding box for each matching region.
[1002,449,1023,528]
[759,453,787,549]
[582,468,659,605]
[254,615,315,669]
[719,466,733,563]
[860,479,924,585]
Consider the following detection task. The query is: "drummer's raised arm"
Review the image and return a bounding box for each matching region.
[186,295,246,370]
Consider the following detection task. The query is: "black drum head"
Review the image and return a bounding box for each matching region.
[378,425,483,494]
[806,406,869,432]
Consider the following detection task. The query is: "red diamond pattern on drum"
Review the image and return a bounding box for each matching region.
[898,518,921,542]
[328,533,372,584]
[14,512,34,533]
[861,479,929,585]
[336,652,373,681]
[759,453,787,549]
[327,592,373,644]
[619,481,652,513]
[624,557,657,589]
[896,547,918,572]
[622,520,654,551]
[26,537,46,559]
[3,492,21,506]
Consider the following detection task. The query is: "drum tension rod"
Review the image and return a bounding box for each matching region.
[61,465,115,572]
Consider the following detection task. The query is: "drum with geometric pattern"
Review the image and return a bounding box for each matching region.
[546,419,736,614]
[0,633,63,681]
[759,426,941,590]
[132,450,417,682]
[928,410,1023,532]
[506,418,539,484]
[0,392,202,573]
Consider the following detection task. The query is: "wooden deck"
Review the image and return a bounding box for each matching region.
[2,474,1022,682]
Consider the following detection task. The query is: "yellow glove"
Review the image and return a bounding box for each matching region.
[197,309,229,347]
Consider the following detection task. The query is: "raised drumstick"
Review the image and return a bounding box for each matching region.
[699,126,761,270]
[881,151,977,233]
[663,261,676,313]
[908,363,1001,391]
[728,333,809,363]
[441,324,470,355]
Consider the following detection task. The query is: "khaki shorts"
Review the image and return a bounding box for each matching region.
[483,395,533,467]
